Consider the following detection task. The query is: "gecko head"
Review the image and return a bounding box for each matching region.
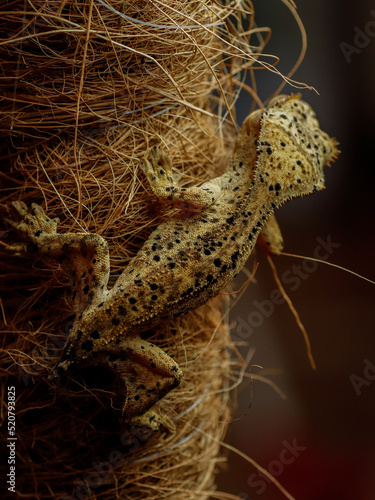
[254,94,339,203]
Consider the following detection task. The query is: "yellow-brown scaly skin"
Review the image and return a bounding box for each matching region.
[6,95,338,430]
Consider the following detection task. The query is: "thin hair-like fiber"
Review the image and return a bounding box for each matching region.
[0,1,304,498]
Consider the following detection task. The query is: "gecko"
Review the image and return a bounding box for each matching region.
[6,94,338,431]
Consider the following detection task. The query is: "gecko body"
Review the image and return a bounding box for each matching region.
[7,95,338,430]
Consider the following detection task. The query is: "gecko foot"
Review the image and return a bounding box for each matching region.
[141,146,177,192]
[130,408,175,433]
[5,202,60,256]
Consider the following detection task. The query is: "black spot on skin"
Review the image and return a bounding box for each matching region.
[111,317,120,326]
[81,340,93,352]
[118,305,126,315]
[226,216,235,225]
[151,294,158,301]
[83,285,89,295]
[266,147,272,155]
[167,242,174,250]
[131,306,138,311]
[214,258,221,267]
[149,283,158,290]
[129,297,137,304]
[168,262,176,269]
[151,362,156,369]
[207,274,213,282]
[281,141,286,147]
[181,287,194,298]
[134,279,142,285]
[76,330,83,341]
[134,395,140,401]
[269,185,274,191]
[90,330,100,339]
[204,249,211,255]
[34,230,42,237]
[221,264,228,273]
[231,251,240,268]
[153,255,160,262]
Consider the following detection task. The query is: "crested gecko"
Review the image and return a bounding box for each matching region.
[6,95,338,431]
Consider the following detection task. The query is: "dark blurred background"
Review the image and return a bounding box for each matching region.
[217,1,375,499]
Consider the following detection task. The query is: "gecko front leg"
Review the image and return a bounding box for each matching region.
[141,147,223,211]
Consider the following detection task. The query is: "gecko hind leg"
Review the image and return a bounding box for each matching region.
[105,336,182,431]
[141,147,222,211]
[6,201,110,314]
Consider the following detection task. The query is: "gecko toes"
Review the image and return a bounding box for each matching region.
[5,202,60,255]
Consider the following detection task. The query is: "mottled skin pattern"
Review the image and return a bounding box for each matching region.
[6,95,338,431]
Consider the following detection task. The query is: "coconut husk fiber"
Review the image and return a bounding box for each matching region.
[0,1,271,498]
